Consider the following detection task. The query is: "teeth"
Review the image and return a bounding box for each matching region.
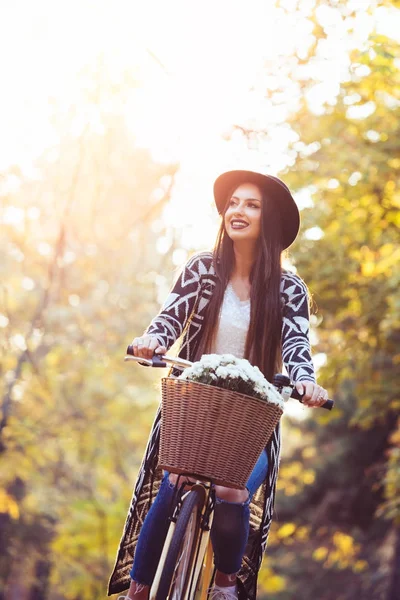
[231,221,248,228]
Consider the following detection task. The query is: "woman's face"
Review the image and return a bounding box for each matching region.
[224,182,263,243]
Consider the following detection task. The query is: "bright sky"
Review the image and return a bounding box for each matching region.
[1,1,399,212]
[1,0,399,251]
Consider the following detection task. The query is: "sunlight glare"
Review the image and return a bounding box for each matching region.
[1,0,399,250]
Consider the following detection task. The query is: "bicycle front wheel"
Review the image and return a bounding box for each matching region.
[156,486,206,600]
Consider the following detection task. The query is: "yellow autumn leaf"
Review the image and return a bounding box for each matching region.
[295,526,310,541]
[303,470,316,484]
[0,489,20,519]
[388,158,400,169]
[302,446,316,459]
[285,484,299,496]
[361,261,376,277]
[333,532,357,557]
[313,547,329,561]
[258,567,287,593]
[265,574,286,593]
[353,560,368,572]
[384,180,396,193]
[277,522,296,538]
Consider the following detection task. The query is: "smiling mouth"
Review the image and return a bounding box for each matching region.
[230,220,249,229]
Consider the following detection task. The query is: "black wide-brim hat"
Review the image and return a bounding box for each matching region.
[213,170,300,249]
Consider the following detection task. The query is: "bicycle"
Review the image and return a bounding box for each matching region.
[124,346,334,600]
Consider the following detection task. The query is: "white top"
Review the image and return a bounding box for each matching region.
[210,282,251,359]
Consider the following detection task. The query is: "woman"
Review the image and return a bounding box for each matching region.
[108,170,328,600]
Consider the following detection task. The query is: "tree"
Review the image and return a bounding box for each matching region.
[0,60,179,598]
[251,6,400,599]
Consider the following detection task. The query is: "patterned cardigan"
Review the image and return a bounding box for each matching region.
[107,251,316,599]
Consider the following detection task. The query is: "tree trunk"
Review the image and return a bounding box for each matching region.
[4,549,36,600]
[387,525,400,600]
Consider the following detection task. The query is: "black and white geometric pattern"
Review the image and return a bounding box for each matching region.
[107,251,316,599]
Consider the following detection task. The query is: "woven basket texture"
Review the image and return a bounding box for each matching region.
[159,377,283,489]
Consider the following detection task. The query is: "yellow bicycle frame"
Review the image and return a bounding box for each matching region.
[149,482,214,600]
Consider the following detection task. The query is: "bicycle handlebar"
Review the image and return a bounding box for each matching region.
[125,344,334,411]
[125,349,192,369]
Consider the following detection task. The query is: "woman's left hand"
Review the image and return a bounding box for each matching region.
[294,381,329,408]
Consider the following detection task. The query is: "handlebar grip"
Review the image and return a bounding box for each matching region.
[125,346,167,368]
[151,355,168,368]
[290,388,334,411]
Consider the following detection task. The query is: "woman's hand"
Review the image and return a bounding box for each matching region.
[131,335,166,360]
[294,381,329,408]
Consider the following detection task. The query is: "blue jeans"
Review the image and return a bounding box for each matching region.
[130,450,269,585]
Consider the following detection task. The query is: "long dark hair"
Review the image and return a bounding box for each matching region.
[195,184,285,381]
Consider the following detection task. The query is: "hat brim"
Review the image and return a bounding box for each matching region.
[213,170,300,249]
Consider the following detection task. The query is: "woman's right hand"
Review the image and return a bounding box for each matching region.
[131,335,167,360]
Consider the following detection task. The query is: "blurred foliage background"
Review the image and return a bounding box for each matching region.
[1,1,399,599]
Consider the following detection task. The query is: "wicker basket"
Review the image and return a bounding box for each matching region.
[159,377,283,489]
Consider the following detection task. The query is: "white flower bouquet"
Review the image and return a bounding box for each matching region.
[178,353,285,410]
